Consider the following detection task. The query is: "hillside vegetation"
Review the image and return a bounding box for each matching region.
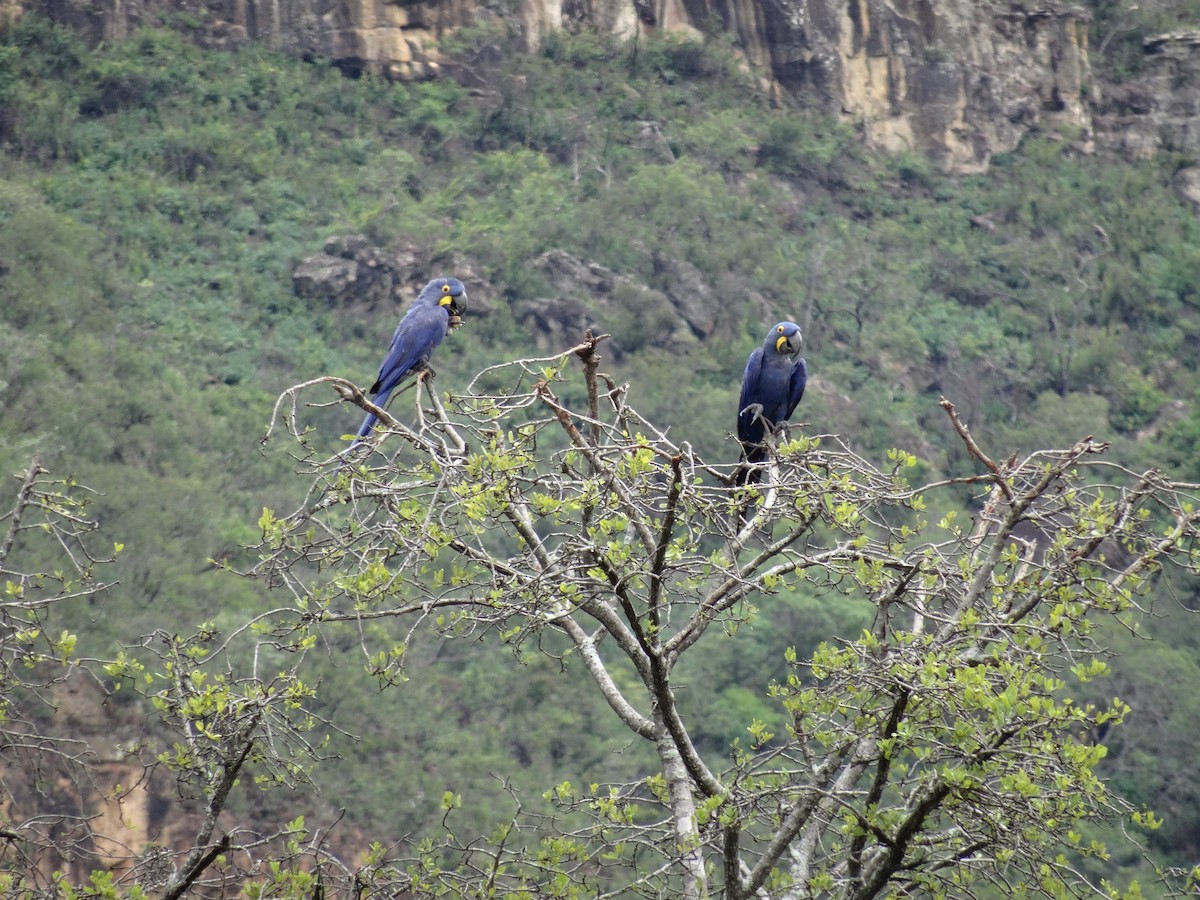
[3,12,1200,892]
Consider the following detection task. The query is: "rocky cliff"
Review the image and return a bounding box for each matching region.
[18,1,1200,172]
[27,0,1097,172]
[1093,30,1200,159]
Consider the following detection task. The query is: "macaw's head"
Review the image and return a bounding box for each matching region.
[766,321,803,356]
[418,277,468,327]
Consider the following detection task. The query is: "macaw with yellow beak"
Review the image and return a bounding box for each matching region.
[736,321,807,485]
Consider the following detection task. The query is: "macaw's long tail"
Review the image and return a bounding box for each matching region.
[734,447,766,487]
[734,445,772,530]
[355,411,379,441]
[339,408,382,470]
[353,386,395,441]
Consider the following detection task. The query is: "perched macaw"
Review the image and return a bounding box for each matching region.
[736,321,807,485]
[353,277,467,442]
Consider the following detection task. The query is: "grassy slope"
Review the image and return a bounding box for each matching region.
[3,15,1200,879]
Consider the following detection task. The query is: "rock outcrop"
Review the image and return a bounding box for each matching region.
[821,2,1093,172]
[661,0,1094,172]
[293,234,415,310]
[294,241,751,353]
[1093,31,1200,160]
[518,249,676,355]
[294,234,498,315]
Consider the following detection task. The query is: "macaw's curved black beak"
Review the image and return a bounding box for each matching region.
[447,290,466,326]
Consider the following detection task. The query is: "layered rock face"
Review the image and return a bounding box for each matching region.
[1093,31,1200,160]
[27,0,1097,171]
[21,1,1200,174]
[724,0,1093,172]
[29,0,477,79]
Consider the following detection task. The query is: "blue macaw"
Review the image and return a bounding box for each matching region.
[736,321,807,485]
[353,277,467,442]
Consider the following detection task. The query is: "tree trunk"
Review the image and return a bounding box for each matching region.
[655,709,707,899]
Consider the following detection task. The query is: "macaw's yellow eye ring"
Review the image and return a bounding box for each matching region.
[442,284,452,293]
[777,325,785,333]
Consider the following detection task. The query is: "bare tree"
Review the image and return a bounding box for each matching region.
[0,457,336,898]
[0,456,121,888]
[243,333,1200,899]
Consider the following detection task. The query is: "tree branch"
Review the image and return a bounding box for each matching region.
[740,744,856,898]
[556,614,655,739]
[536,381,658,556]
[163,711,261,900]
[939,397,1015,503]
[0,455,46,571]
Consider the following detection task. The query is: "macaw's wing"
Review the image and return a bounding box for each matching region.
[355,308,448,440]
[370,308,448,398]
[737,347,766,446]
[785,358,808,420]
